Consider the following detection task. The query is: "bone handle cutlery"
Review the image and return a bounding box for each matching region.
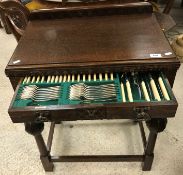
[69,83,117,101]
[141,81,150,101]
[105,73,108,80]
[72,74,75,82]
[126,79,133,102]
[21,72,170,104]
[47,76,51,83]
[20,85,60,102]
[59,75,63,83]
[22,73,115,84]
[158,76,170,100]
[83,74,86,82]
[110,73,114,80]
[55,75,59,83]
[88,74,91,81]
[77,74,80,82]
[41,76,45,83]
[27,76,31,83]
[36,76,40,83]
[120,82,126,102]
[149,74,161,101]
[122,74,133,102]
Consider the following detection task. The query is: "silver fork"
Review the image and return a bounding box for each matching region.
[21,87,60,99]
[27,95,60,102]
[69,83,117,100]
[20,85,60,101]
[70,83,116,92]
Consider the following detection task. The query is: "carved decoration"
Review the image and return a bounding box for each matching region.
[77,108,106,119]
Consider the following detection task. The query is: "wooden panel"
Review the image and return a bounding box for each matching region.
[6,13,179,76]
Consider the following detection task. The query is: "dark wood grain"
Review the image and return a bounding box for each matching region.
[5,13,179,77]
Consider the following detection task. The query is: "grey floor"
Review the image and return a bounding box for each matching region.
[0,17,183,175]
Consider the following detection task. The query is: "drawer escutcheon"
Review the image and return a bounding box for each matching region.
[134,107,151,121]
[35,111,50,122]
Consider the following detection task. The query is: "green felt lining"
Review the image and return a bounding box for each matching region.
[12,72,172,108]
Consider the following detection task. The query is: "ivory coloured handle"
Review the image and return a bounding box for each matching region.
[36,76,40,83]
[126,80,133,102]
[120,83,126,102]
[41,76,45,83]
[88,74,91,81]
[77,74,80,82]
[93,73,97,81]
[47,76,51,83]
[150,79,161,101]
[72,74,75,82]
[141,81,150,101]
[83,74,86,82]
[99,73,102,81]
[105,73,108,80]
[55,75,59,83]
[23,77,28,84]
[59,75,63,83]
[110,73,114,80]
[51,76,55,83]
[158,77,170,100]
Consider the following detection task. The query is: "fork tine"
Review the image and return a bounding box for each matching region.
[20,85,61,101]
[69,82,117,101]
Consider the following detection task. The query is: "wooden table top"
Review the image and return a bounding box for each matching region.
[6,13,179,75]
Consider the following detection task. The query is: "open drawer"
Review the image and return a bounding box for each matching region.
[8,71,178,123]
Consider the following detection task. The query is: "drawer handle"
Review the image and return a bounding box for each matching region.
[35,112,50,122]
[134,107,151,121]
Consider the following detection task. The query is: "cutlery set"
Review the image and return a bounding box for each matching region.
[20,85,61,102]
[69,83,118,103]
[120,72,170,102]
[19,72,170,104]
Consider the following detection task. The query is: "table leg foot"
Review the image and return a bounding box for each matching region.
[142,152,154,171]
[40,155,54,172]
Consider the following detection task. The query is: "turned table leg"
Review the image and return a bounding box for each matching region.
[25,122,54,172]
[142,118,167,171]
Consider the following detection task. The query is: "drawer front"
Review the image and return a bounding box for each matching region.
[107,102,177,120]
[8,71,178,123]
